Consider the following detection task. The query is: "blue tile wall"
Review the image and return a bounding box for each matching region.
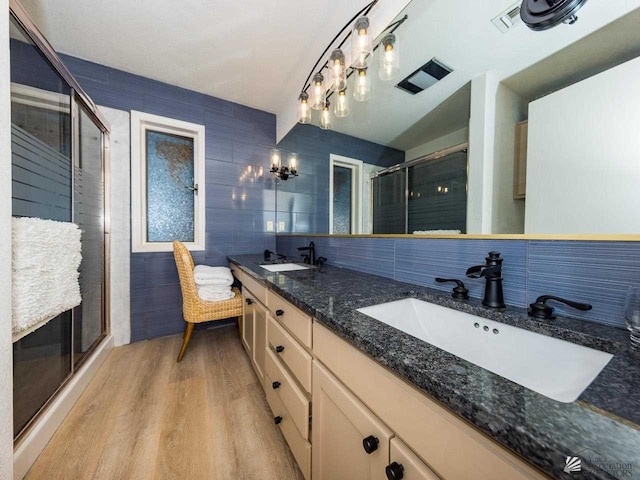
[276,124,404,234]
[56,55,277,341]
[276,236,640,329]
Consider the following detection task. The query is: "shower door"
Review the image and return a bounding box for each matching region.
[10,5,110,440]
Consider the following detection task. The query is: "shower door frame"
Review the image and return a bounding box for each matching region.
[370,142,469,234]
[10,0,111,443]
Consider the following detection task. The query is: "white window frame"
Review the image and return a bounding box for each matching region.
[131,111,206,253]
[329,154,363,234]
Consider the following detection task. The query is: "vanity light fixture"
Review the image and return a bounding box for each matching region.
[297,91,311,124]
[295,1,408,131]
[329,48,347,92]
[270,148,299,181]
[320,101,332,130]
[334,89,350,118]
[310,73,325,111]
[353,68,371,101]
[379,33,399,81]
[352,16,373,69]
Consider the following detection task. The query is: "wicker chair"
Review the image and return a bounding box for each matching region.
[173,241,243,362]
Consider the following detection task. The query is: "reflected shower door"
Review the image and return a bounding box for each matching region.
[372,170,406,234]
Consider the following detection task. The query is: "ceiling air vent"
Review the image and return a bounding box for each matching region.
[396,58,453,95]
[492,2,523,33]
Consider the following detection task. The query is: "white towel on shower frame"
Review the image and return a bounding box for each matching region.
[12,217,82,342]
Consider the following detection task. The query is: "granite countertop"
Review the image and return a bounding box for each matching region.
[228,254,640,480]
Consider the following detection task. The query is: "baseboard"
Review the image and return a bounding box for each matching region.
[13,335,114,479]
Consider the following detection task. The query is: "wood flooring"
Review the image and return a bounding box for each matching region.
[24,325,304,480]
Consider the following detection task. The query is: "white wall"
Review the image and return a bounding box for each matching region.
[491,83,527,234]
[102,107,131,346]
[405,127,469,162]
[526,56,640,234]
[0,1,15,478]
[467,73,498,234]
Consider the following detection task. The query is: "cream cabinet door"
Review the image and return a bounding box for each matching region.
[313,361,393,480]
[386,438,441,480]
[242,293,254,356]
[252,302,268,382]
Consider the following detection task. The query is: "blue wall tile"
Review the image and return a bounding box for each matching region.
[53,56,278,342]
[528,241,640,328]
[276,236,637,330]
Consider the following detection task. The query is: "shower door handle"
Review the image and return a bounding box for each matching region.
[186,184,199,194]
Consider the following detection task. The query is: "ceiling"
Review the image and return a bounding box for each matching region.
[20,0,640,149]
[290,0,640,150]
[19,0,409,118]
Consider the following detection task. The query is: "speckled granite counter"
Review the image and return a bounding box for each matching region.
[228,254,640,480]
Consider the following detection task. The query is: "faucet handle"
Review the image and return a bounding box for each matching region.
[435,278,469,300]
[529,295,593,320]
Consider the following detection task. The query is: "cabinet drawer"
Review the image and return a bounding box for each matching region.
[268,291,312,348]
[265,372,312,480]
[242,273,267,305]
[229,262,243,283]
[268,316,312,394]
[265,348,310,440]
[389,438,440,480]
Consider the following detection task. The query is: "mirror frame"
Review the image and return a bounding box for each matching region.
[276,234,640,242]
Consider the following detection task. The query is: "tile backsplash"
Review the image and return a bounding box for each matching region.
[276,236,640,329]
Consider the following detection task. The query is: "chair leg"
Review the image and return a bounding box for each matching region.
[177,322,195,362]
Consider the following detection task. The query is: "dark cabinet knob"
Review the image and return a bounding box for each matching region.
[274,416,283,425]
[272,381,281,390]
[245,298,253,305]
[275,309,284,316]
[362,435,379,454]
[275,345,285,353]
[386,462,404,480]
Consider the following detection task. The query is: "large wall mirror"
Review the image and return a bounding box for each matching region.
[275,1,640,237]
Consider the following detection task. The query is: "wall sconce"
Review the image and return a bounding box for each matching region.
[270,148,299,181]
[437,185,449,195]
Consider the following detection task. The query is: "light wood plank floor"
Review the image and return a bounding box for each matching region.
[25,325,305,480]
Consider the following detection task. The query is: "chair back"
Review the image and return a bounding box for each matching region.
[173,241,198,313]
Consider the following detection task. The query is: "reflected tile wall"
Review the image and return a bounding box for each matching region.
[276,124,405,234]
[277,236,640,329]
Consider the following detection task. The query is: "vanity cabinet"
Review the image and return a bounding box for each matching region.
[235,265,549,480]
[241,275,269,384]
[313,361,393,480]
[241,293,254,355]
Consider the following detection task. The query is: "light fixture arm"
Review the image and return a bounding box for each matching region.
[300,0,380,95]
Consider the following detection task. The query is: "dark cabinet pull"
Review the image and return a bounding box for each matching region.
[362,435,379,454]
[246,298,253,305]
[274,416,283,425]
[275,309,284,316]
[275,345,285,353]
[272,381,281,390]
[386,462,404,480]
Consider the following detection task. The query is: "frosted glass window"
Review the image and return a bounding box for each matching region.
[131,111,205,252]
[333,165,352,234]
[146,131,195,242]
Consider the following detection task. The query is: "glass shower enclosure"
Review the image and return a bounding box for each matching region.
[9,1,111,441]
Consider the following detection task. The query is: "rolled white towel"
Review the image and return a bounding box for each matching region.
[197,285,234,302]
[193,265,233,286]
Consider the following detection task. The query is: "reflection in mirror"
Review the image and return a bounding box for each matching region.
[276,1,640,236]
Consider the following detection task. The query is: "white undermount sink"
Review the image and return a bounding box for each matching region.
[260,263,311,273]
[357,298,613,403]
